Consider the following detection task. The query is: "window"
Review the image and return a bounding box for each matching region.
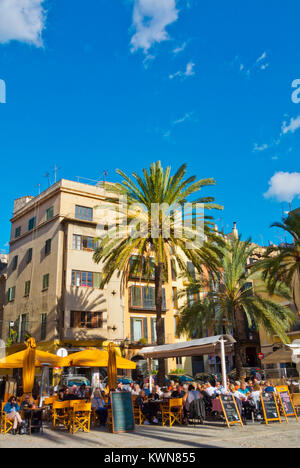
[28,217,36,231]
[72,234,96,251]
[26,248,33,264]
[151,317,165,344]
[45,239,51,256]
[174,316,179,338]
[11,256,18,271]
[70,311,102,329]
[172,287,178,309]
[7,287,16,302]
[171,259,177,281]
[42,274,50,290]
[24,281,31,297]
[41,314,47,340]
[73,234,81,250]
[46,206,54,221]
[15,226,21,238]
[130,317,148,343]
[130,286,166,310]
[187,261,196,280]
[71,271,101,288]
[129,256,156,280]
[131,286,142,307]
[75,205,93,221]
[17,314,29,343]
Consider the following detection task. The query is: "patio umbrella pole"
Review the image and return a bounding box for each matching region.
[39,364,50,408]
[148,358,153,393]
[219,337,227,393]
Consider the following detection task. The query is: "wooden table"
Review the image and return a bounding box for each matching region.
[22,407,45,435]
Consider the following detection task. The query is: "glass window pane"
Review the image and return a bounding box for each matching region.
[133,319,143,341]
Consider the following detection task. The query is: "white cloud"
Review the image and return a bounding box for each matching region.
[130,0,179,54]
[173,41,186,54]
[256,52,267,63]
[253,143,269,152]
[0,0,46,47]
[281,115,300,135]
[173,112,193,125]
[169,61,195,79]
[264,172,300,202]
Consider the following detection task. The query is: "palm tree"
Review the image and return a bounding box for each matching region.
[255,213,300,313]
[93,161,222,385]
[177,238,295,379]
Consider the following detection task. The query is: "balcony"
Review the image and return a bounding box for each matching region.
[64,327,108,342]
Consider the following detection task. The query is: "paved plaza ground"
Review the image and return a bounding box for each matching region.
[0,419,299,449]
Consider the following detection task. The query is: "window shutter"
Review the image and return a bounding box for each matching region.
[93,272,101,289]
[143,318,148,342]
[130,318,134,342]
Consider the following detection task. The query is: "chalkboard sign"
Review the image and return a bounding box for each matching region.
[110,392,135,433]
[261,392,281,424]
[276,386,298,422]
[219,395,243,428]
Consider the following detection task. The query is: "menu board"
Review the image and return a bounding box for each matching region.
[261,392,281,424]
[219,395,243,428]
[110,392,135,433]
[276,386,298,422]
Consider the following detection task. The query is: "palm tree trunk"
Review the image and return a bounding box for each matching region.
[155,262,166,387]
[233,308,244,380]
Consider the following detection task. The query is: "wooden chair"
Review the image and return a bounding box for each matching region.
[51,401,70,431]
[160,398,183,427]
[0,402,14,434]
[133,404,145,425]
[292,394,300,415]
[69,401,91,434]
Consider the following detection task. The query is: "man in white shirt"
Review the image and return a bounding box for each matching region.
[205,382,217,398]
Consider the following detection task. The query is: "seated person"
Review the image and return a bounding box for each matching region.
[171,384,185,399]
[204,382,217,398]
[21,394,35,410]
[91,389,108,427]
[3,396,24,435]
[62,388,78,401]
[148,389,160,400]
[264,381,275,393]
[161,387,171,399]
[136,390,159,424]
[249,384,263,420]
[78,384,89,399]
[131,384,141,396]
[239,382,250,397]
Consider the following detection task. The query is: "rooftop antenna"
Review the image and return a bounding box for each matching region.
[44,172,50,187]
[53,164,61,183]
[35,184,41,195]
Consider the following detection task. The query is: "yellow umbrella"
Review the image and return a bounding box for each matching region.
[60,348,136,370]
[0,349,65,369]
[23,338,36,394]
[108,343,117,390]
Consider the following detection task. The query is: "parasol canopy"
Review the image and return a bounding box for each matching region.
[0,347,65,369]
[60,347,136,370]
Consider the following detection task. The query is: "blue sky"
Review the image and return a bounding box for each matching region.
[0,0,300,252]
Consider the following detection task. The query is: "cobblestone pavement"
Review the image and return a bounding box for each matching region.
[0,420,299,448]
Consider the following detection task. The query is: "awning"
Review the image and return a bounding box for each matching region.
[139,335,236,359]
[262,348,294,365]
[262,341,300,365]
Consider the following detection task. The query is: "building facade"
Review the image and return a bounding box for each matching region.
[2,180,188,373]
